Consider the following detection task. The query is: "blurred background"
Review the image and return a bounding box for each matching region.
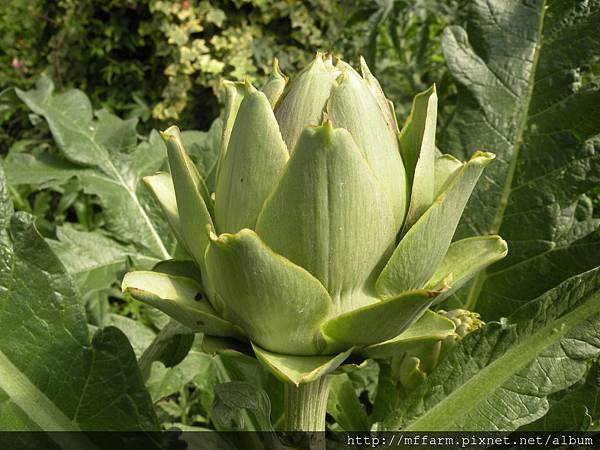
[0,0,468,149]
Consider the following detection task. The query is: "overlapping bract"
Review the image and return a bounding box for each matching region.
[123,54,507,384]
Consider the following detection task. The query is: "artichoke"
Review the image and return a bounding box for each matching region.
[393,309,485,390]
[122,54,507,388]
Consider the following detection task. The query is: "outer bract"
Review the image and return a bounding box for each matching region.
[123,54,507,385]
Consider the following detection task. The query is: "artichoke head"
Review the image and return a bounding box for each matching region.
[122,54,507,385]
[394,309,485,390]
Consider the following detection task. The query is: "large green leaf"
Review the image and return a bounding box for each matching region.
[521,362,600,431]
[9,76,174,259]
[440,0,600,319]
[383,268,600,431]
[0,174,158,432]
[49,224,158,296]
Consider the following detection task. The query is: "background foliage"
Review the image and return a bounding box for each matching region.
[0,0,467,146]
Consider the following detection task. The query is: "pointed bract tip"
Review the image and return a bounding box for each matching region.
[160,125,181,142]
[271,57,287,81]
[243,78,257,94]
[221,79,236,88]
[359,55,372,78]
[471,150,496,163]
[307,52,328,72]
[320,119,336,146]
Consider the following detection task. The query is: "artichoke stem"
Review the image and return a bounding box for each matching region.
[284,376,332,438]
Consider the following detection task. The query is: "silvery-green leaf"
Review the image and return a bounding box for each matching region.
[122,271,241,337]
[425,236,508,304]
[440,0,600,319]
[48,224,157,296]
[327,65,407,227]
[215,86,288,233]
[0,206,157,433]
[521,364,600,431]
[400,86,437,232]
[261,58,287,108]
[274,55,336,152]
[359,310,456,359]
[205,228,332,355]
[321,290,432,347]
[385,268,600,431]
[376,152,495,298]
[252,343,353,386]
[256,123,396,313]
[11,78,173,259]
[163,126,214,268]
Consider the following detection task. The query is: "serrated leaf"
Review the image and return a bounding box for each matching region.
[384,268,600,431]
[441,0,600,319]
[9,76,174,259]
[522,362,600,431]
[48,225,158,296]
[0,205,158,431]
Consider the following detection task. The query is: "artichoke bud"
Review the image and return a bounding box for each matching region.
[436,309,485,366]
[393,309,484,389]
[440,309,485,338]
[124,54,506,386]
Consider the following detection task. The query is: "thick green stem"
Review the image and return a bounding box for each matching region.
[284,376,332,431]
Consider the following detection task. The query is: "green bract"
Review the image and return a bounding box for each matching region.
[122,54,507,385]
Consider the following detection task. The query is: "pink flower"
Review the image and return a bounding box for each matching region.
[11,58,23,69]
